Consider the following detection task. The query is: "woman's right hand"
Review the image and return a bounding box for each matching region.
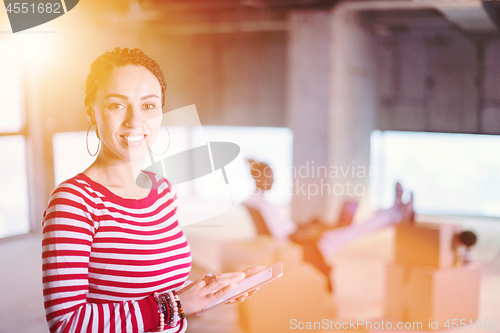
[176,272,246,315]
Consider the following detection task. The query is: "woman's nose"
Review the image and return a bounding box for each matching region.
[124,105,143,128]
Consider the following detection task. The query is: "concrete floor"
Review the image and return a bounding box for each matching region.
[1,216,500,333]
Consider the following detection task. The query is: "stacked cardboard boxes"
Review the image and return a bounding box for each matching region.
[385,222,481,329]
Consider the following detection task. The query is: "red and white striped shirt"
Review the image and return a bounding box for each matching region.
[42,171,192,333]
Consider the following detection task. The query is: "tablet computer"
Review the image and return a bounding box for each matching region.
[194,262,283,316]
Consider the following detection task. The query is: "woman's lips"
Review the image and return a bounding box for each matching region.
[120,134,147,148]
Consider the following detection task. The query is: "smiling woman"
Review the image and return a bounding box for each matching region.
[41,47,264,333]
[84,48,165,169]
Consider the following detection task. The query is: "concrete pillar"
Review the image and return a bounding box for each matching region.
[287,8,377,223]
[286,10,331,223]
[326,8,378,221]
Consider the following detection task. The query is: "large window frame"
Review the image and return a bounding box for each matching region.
[0,38,39,239]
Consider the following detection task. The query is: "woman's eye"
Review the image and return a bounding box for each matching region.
[143,103,156,110]
[109,103,125,109]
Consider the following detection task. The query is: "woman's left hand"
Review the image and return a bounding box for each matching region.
[225,266,266,304]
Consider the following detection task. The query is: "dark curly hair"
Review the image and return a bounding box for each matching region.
[84,47,167,119]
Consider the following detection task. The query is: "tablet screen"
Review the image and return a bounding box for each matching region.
[202,266,274,311]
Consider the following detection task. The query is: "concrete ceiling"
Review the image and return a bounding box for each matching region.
[82,0,500,34]
[418,0,497,32]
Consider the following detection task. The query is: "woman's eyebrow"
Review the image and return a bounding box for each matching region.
[105,93,127,100]
[141,94,160,100]
[105,93,160,100]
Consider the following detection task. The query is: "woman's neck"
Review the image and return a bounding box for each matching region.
[87,153,144,188]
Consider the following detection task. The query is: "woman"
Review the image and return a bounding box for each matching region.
[244,159,414,294]
[42,47,261,333]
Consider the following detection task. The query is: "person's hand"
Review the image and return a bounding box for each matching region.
[224,265,266,304]
[176,271,245,315]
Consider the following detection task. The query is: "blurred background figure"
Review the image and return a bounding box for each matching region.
[244,159,414,293]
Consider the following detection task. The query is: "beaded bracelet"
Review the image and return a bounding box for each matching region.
[161,293,172,328]
[172,290,185,320]
[153,292,165,332]
[161,302,169,325]
[153,290,185,330]
[166,293,174,326]
[167,291,179,327]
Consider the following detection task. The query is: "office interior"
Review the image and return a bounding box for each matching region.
[1,0,500,332]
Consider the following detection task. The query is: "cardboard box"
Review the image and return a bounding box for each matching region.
[385,263,481,329]
[239,264,335,333]
[395,222,462,268]
[409,264,481,327]
[385,263,409,319]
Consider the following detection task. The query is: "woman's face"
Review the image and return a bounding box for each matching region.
[90,64,163,163]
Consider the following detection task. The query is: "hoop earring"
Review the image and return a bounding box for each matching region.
[86,123,101,157]
[148,126,171,156]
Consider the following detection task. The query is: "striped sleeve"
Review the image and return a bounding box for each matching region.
[41,184,163,333]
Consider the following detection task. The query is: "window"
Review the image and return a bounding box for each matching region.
[0,40,30,238]
[370,130,500,217]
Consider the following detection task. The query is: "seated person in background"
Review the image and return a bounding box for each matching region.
[244,159,414,294]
